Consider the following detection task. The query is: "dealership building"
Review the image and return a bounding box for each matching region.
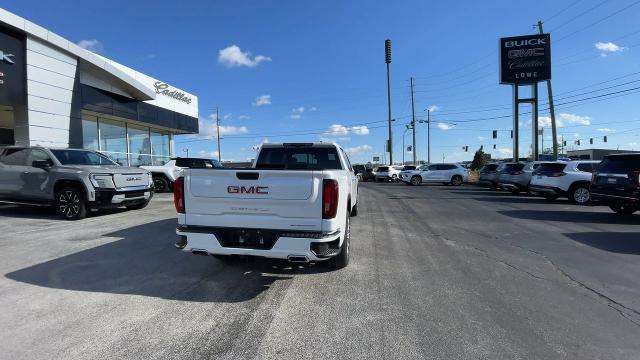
[0,8,198,166]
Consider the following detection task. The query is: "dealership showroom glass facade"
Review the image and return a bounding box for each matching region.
[0,8,199,166]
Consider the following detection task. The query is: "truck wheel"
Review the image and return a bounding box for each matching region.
[55,187,87,220]
[153,176,169,193]
[351,203,358,217]
[391,174,398,182]
[126,199,151,210]
[410,176,422,186]
[451,175,463,186]
[609,204,637,215]
[569,184,590,205]
[328,212,350,269]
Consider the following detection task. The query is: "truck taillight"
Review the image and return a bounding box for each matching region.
[322,179,339,219]
[174,177,185,213]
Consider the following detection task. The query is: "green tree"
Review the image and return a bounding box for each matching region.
[470,147,487,171]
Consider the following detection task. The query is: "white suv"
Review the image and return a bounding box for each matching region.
[375,165,402,182]
[401,163,468,186]
[529,160,600,204]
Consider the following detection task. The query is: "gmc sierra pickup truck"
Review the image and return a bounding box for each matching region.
[175,143,358,268]
[0,146,153,220]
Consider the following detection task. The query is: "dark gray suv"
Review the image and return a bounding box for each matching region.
[0,147,154,220]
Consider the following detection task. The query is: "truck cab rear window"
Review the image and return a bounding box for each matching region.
[256,148,342,170]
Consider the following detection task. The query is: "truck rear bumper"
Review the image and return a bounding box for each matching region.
[175,226,342,262]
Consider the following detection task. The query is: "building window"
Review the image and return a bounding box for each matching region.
[151,130,170,165]
[128,124,151,166]
[99,118,128,166]
[82,115,99,150]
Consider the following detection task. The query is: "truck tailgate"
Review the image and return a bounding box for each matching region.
[184,169,323,231]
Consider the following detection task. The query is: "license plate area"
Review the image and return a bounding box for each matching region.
[214,229,280,250]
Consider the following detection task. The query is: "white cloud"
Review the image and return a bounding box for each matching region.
[238,115,250,120]
[437,122,454,130]
[290,106,305,119]
[198,150,220,158]
[427,105,439,112]
[628,142,639,147]
[477,136,486,140]
[351,125,370,135]
[597,128,614,133]
[253,95,272,107]
[324,124,369,136]
[199,119,249,137]
[595,42,626,56]
[77,39,104,53]
[539,113,591,128]
[310,107,317,112]
[223,113,232,120]
[497,148,513,157]
[345,145,372,155]
[218,45,271,68]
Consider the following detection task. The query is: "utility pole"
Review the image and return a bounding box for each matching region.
[427,109,431,163]
[536,21,558,160]
[385,39,393,164]
[410,77,417,165]
[215,107,221,162]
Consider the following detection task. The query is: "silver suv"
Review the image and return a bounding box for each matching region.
[0,147,153,220]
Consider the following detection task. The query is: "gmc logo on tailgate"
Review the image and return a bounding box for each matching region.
[227,186,269,194]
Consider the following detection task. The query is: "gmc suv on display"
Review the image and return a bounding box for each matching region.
[141,157,223,193]
[0,147,153,220]
[174,143,358,268]
[590,153,640,215]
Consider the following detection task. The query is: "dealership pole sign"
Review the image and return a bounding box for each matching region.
[500,34,551,84]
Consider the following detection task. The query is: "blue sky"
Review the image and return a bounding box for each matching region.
[5,0,640,163]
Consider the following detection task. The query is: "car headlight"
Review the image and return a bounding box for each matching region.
[148,172,153,187]
[90,174,115,189]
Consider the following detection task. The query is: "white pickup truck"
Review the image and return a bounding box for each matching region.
[174,143,358,268]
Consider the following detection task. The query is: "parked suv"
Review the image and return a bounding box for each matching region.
[400,165,425,184]
[590,154,640,214]
[478,163,501,189]
[0,147,153,220]
[402,163,468,186]
[498,162,541,194]
[529,160,599,204]
[375,165,401,182]
[141,157,222,193]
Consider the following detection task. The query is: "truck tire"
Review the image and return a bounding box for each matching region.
[328,212,350,269]
[55,186,87,220]
[153,176,169,193]
[351,203,358,217]
[410,176,422,186]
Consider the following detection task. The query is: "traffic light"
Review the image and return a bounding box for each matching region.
[563,141,567,146]
[510,130,513,139]
[463,146,468,152]
[492,130,497,139]
[590,138,593,145]
[493,144,496,149]
[575,140,581,146]
[480,145,483,151]
[604,136,608,143]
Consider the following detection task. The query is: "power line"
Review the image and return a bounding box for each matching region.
[544,0,585,24]
[556,0,640,42]
[550,0,608,32]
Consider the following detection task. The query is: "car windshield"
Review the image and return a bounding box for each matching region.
[50,149,117,166]
[482,164,498,171]
[377,166,389,171]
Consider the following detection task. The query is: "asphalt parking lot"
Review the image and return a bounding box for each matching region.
[1,182,640,359]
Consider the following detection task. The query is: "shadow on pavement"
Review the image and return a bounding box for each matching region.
[0,204,57,220]
[564,232,640,255]
[5,219,332,302]
[498,209,639,225]
[473,196,562,205]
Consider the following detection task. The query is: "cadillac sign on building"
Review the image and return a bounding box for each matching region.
[500,34,551,84]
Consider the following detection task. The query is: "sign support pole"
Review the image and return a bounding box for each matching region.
[512,85,519,161]
[531,83,539,161]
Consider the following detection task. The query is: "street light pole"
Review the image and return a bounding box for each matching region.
[410,77,416,165]
[385,39,393,165]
